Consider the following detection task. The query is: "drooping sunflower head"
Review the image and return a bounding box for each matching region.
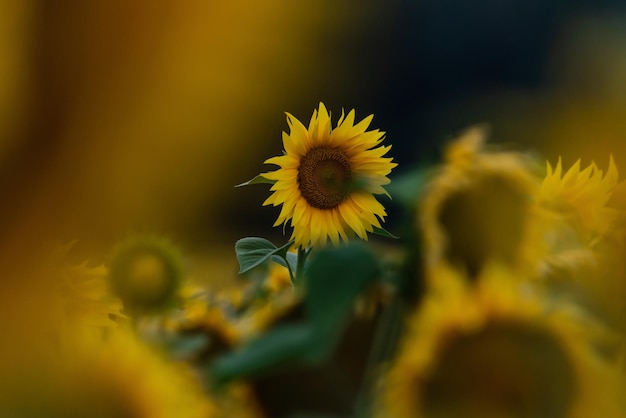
[262,102,397,248]
[377,265,624,418]
[419,128,542,279]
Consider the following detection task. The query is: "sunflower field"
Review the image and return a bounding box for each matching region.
[2,2,626,418]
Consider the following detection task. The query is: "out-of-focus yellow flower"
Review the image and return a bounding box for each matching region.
[263,262,292,294]
[108,235,184,315]
[165,273,299,347]
[536,157,626,329]
[165,285,241,348]
[46,242,125,339]
[419,127,542,280]
[262,102,397,248]
[58,261,125,329]
[146,286,266,418]
[539,157,620,239]
[0,329,215,418]
[233,288,301,343]
[377,264,624,418]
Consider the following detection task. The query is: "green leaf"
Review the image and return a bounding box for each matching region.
[210,324,314,381]
[305,244,380,334]
[270,251,298,274]
[235,174,276,187]
[372,225,399,239]
[235,237,294,274]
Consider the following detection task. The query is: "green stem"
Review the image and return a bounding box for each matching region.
[353,295,405,418]
[286,258,296,285]
[295,246,309,284]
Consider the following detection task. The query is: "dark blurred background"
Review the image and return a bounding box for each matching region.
[2,0,626,291]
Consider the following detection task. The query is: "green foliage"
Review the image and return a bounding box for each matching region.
[271,252,298,274]
[210,244,380,382]
[235,174,276,187]
[235,237,294,274]
[371,226,398,239]
[210,325,315,381]
[304,244,380,334]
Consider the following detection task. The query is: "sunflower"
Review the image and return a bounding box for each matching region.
[58,261,126,329]
[0,329,215,418]
[419,127,542,280]
[164,272,299,348]
[108,235,185,315]
[263,261,293,294]
[233,287,301,343]
[537,157,626,328]
[377,264,624,418]
[262,102,397,248]
[158,285,241,352]
[538,156,620,240]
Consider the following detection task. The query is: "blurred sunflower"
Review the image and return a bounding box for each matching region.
[539,157,621,240]
[108,235,185,315]
[419,127,542,279]
[49,242,125,333]
[377,264,623,418]
[43,242,127,338]
[0,330,215,418]
[57,262,126,333]
[233,288,300,343]
[164,268,299,348]
[143,287,267,418]
[262,102,397,248]
[263,261,293,294]
[163,285,241,348]
[536,157,626,327]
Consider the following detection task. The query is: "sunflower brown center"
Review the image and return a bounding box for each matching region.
[422,322,575,418]
[298,147,352,209]
[438,174,528,279]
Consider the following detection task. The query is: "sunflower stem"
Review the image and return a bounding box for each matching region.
[353,295,405,418]
[294,246,309,285]
[286,259,296,285]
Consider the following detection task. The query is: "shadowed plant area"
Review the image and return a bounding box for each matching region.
[2,2,626,418]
